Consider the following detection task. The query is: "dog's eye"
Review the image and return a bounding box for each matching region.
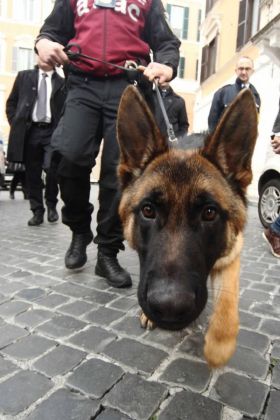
[141,204,156,219]
[201,206,217,221]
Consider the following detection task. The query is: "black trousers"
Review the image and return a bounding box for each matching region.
[52,74,131,253]
[25,124,59,214]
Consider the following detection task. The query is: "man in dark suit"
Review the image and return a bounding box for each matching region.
[6,56,66,226]
[208,56,260,133]
[154,83,189,140]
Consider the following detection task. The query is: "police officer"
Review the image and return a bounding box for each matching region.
[35,0,180,288]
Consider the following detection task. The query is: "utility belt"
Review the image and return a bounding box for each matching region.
[32,122,52,128]
[66,60,147,84]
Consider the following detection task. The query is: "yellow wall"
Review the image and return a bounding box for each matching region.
[200,0,260,97]
[0,3,41,144]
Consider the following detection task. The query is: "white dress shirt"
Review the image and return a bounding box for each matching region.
[32,69,54,123]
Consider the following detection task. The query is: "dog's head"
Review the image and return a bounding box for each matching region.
[117,86,257,330]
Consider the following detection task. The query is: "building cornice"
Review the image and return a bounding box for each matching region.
[251,13,280,66]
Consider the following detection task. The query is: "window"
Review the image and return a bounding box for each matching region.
[12,47,35,72]
[195,59,199,81]
[178,57,185,79]
[43,0,55,19]
[236,0,260,49]
[166,4,189,40]
[13,0,40,23]
[0,37,5,71]
[0,0,7,17]
[200,37,217,83]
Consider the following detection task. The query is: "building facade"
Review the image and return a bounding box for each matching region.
[194,0,280,197]
[162,0,205,132]
[0,0,56,145]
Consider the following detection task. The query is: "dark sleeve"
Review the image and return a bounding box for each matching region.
[177,98,189,135]
[6,73,21,125]
[143,0,181,79]
[272,99,280,133]
[208,88,224,133]
[35,0,75,47]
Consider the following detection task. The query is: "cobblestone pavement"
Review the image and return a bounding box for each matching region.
[0,185,279,420]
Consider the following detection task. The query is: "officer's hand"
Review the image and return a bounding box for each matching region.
[271,135,280,154]
[36,39,69,67]
[138,62,173,84]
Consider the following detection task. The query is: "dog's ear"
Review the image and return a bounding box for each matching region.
[117,85,168,188]
[203,89,258,191]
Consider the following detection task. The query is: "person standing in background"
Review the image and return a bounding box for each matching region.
[208,56,260,133]
[154,82,189,140]
[9,168,28,200]
[6,56,66,226]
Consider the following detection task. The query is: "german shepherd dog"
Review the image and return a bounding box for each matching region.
[116,86,258,368]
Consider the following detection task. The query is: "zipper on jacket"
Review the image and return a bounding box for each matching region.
[103,10,107,75]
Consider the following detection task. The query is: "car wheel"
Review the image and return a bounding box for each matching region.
[258,178,280,228]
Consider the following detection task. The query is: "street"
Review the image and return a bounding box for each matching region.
[0,184,279,420]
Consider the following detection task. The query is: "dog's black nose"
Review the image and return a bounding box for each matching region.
[146,287,197,328]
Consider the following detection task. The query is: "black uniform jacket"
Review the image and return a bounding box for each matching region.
[155,86,189,138]
[272,99,280,133]
[6,67,66,162]
[208,77,261,133]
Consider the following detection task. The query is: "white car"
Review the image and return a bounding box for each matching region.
[258,154,280,227]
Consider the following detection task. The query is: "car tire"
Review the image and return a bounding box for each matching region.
[258,178,280,228]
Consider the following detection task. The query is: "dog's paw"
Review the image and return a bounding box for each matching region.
[139,311,155,330]
[204,332,237,368]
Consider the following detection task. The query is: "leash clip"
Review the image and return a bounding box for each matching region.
[64,43,82,61]
[124,60,138,70]
[124,60,139,83]
[167,128,178,143]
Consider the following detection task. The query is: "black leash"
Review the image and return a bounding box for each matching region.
[64,43,177,143]
[153,80,177,142]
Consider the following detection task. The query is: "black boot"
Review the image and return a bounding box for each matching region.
[95,252,132,288]
[65,231,93,269]
[28,212,44,226]
[10,192,15,200]
[47,207,59,223]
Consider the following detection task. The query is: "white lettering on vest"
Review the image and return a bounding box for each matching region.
[75,0,145,22]
[137,0,146,5]
[128,4,140,22]
[115,0,127,14]
[77,0,90,16]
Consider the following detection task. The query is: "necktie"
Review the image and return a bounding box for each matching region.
[36,73,48,122]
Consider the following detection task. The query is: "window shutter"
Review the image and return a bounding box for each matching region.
[166,3,171,21]
[182,7,189,39]
[179,57,185,79]
[236,0,246,49]
[197,9,202,42]
[200,45,208,83]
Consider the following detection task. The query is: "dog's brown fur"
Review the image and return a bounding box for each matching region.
[116,86,258,367]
